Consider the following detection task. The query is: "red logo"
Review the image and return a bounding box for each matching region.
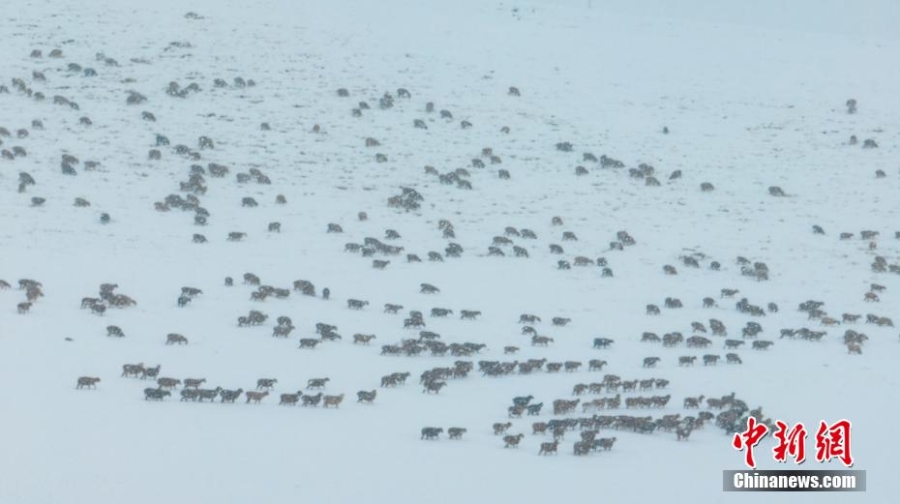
[772,421,807,464]
[815,419,853,467]
[732,418,854,468]
[732,417,769,469]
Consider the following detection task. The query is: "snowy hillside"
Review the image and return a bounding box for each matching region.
[1,0,898,503]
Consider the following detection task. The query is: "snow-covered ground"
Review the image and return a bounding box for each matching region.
[1,0,898,503]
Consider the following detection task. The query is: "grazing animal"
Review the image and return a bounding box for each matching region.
[257,378,277,390]
[512,395,534,407]
[643,357,661,368]
[353,333,376,345]
[726,353,743,364]
[272,325,294,337]
[420,283,440,294]
[347,299,369,310]
[423,381,447,394]
[166,333,188,345]
[504,433,525,448]
[448,427,467,440]
[594,437,617,451]
[301,393,324,406]
[121,363,144,378]
[157,378,181,389]
[307,378,330,389]
[180,389,199,401]
[593,338,614,349]
[323,394,345,408]
[139,365,162,381]
[279,392,303,405]
[76,377,101,389]
[494,422,513,435]
[588,359,607,371]
[421,427,443,440]
[532,335,554,346]
[144,388,171,401]
[220,388,244,403]
[676,426,693,441]
[539,440,560,455]
[752,340,774,350]
[245,391,269,404]
[357,390,377,403]
[679,356,697,366]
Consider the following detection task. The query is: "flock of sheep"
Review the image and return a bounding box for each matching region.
[2,12,896,462]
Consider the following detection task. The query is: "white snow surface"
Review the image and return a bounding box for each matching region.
[1,0,899,503]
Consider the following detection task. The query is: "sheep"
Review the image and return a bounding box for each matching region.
[448,428,467,440]
[141,365,161,380]
[593,338,614,349]
[272,325,294,337]
[423,381,447,394]
[245,391,269,404]
[157,378,181,389]
[76,377,101,389]
[347,299,369,310]
[588,359,607,371]
[279,392,303,405]
[300,338,322,349]
[257,378,277,390]
[166,333,188,345]
[301,393,323,406]
[421,427,443,440]
[121,364,145,378]
[504,433,525,448]
[307,378,330,389]
[493,422,513,435]
[357,390,377,403]
[539,440,560,455]
[420,283,440,294]
[180,389,199,401]
[643,357,661,368]
[532,335,554,346]
[323,390,347,409]
[144,388,171,401]
[593,437,617,451]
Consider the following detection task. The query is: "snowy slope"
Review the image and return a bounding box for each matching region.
[1,0,899,503]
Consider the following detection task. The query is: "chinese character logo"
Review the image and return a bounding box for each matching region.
[732,418,854,468]
[815,419,853,467]
[773,421,807,464]
[732,417,769,469]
